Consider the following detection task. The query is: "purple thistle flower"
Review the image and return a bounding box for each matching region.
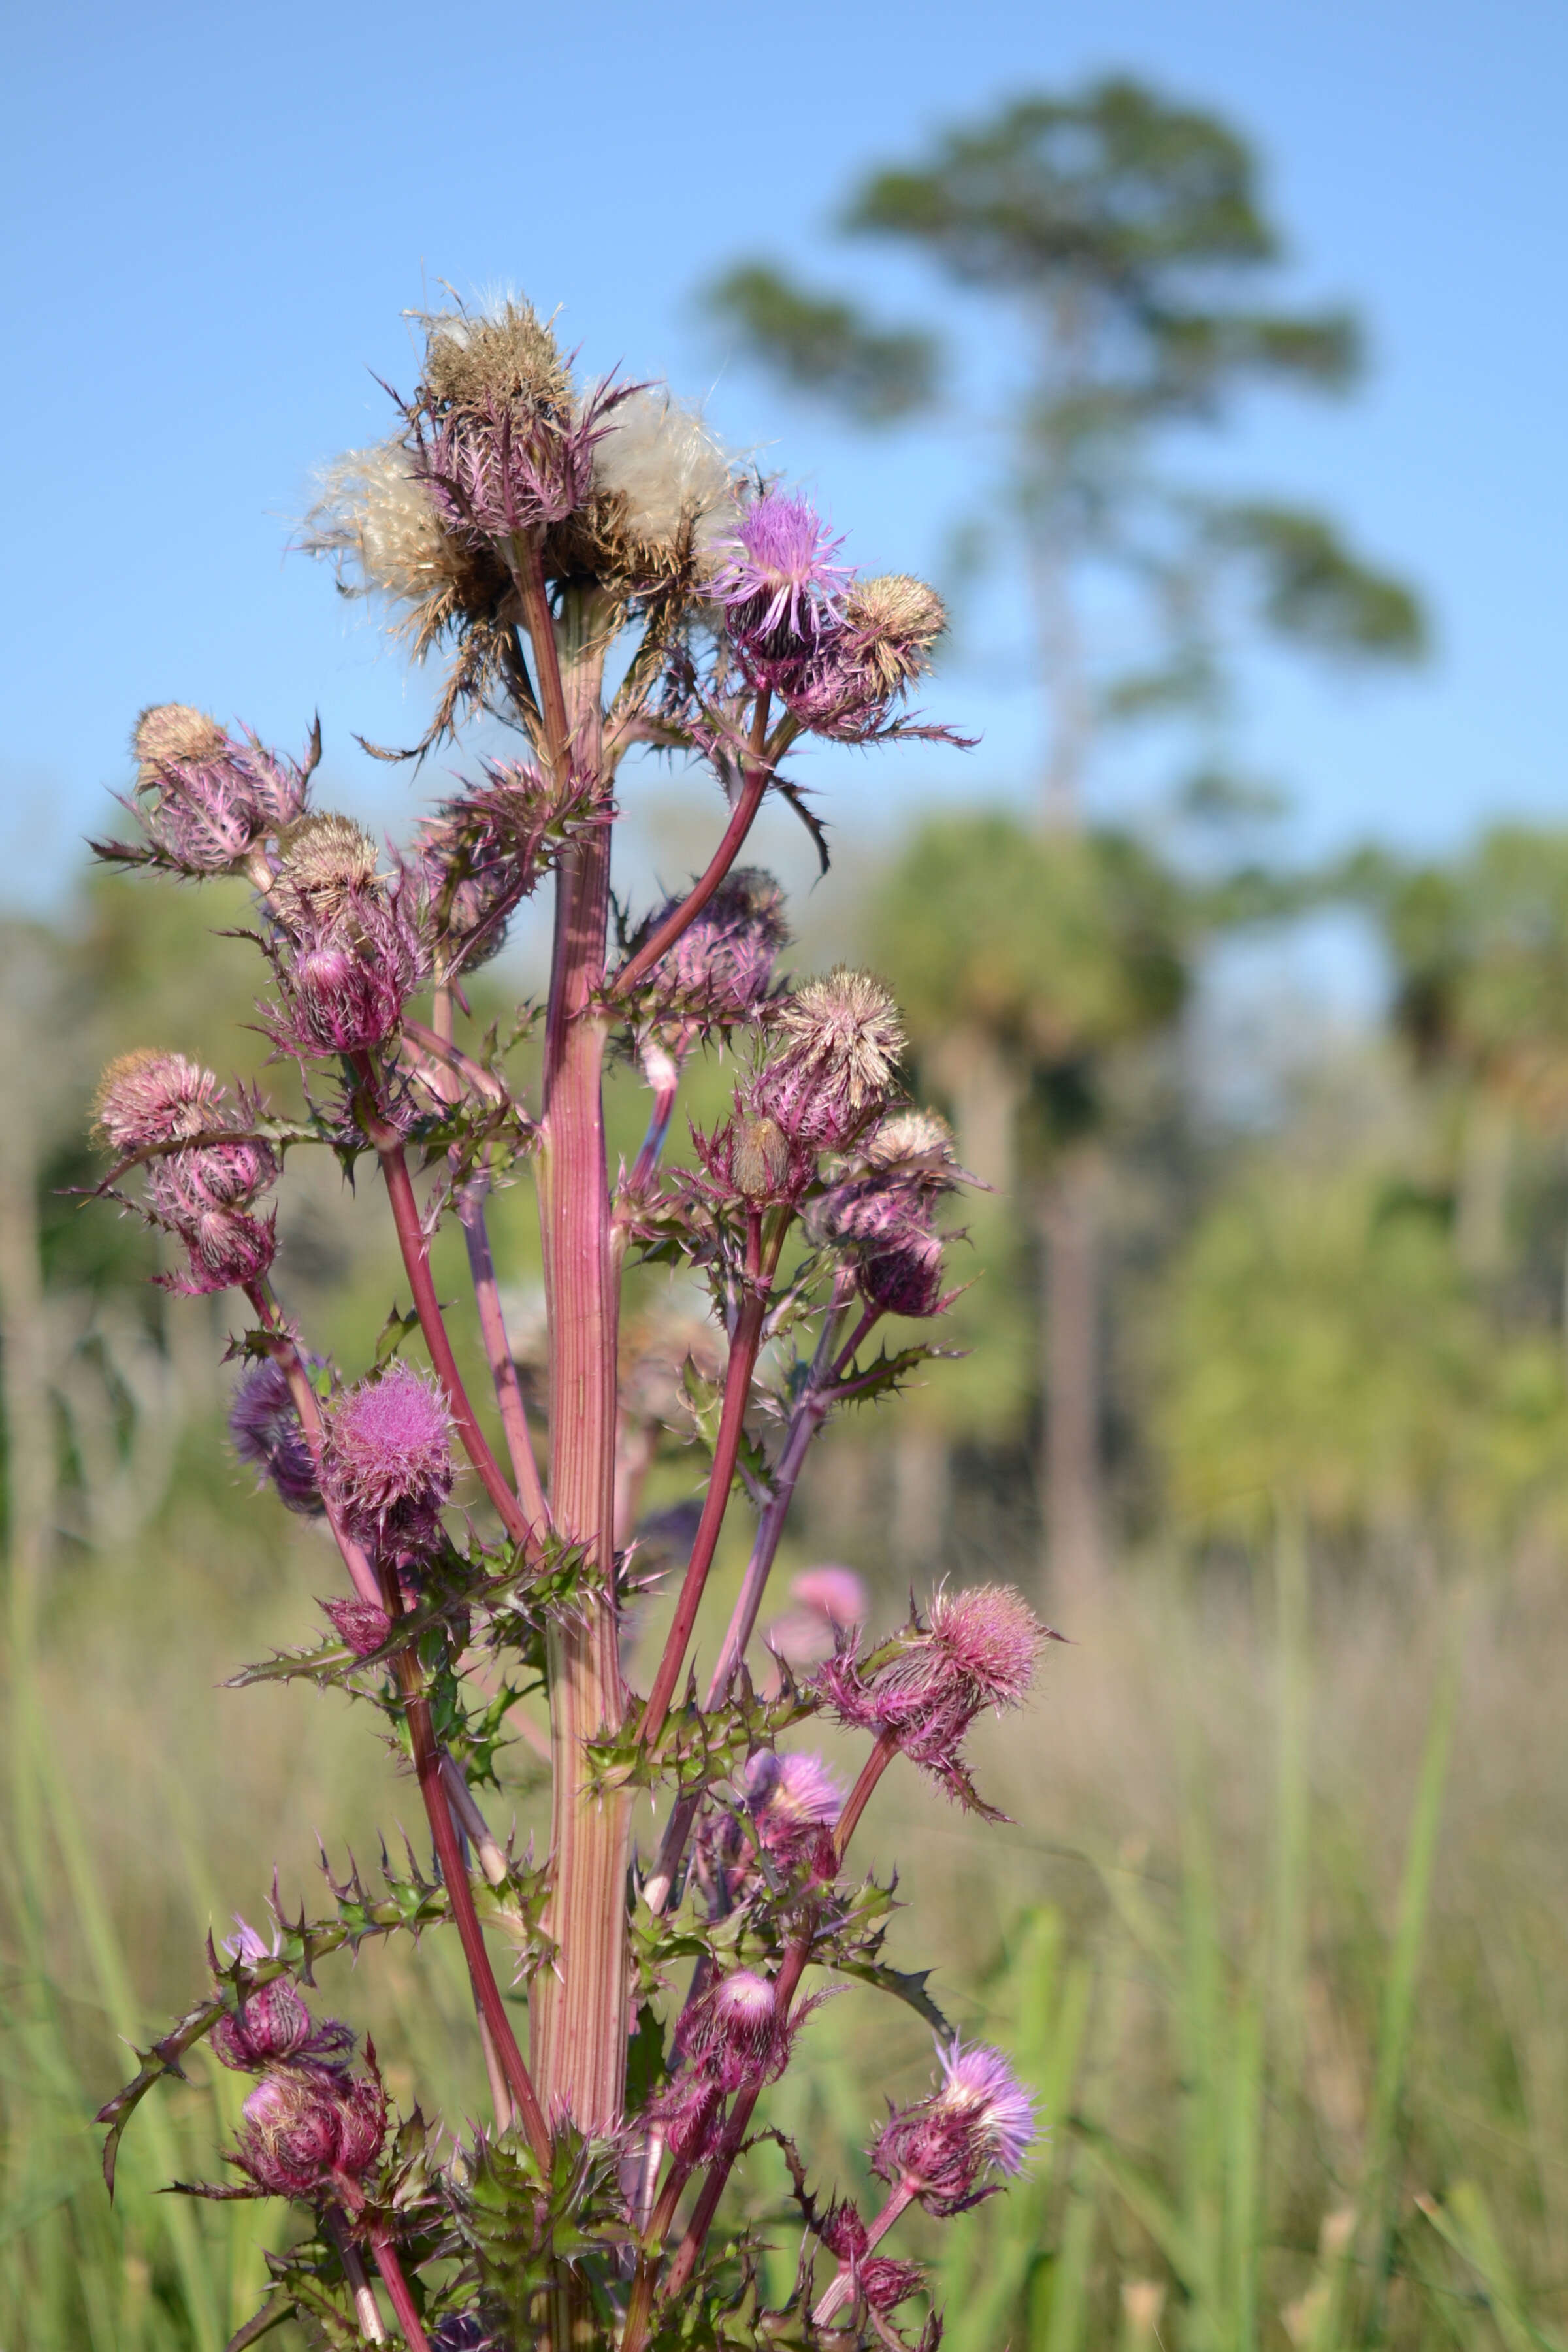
[233,2059,387,2206]
[675,1968,789,2092]
[211,1980,355,2075]
[814,1584,1049,1812]
[155,1203,278,1297]
[229,1357,323,1516]
[870,2037,1037,2215]
[321,1362,455,1556]
[763,1568,868,1674]
[744,1748,843,1875]
[94,1051,225,1153]
[711,492,851,649]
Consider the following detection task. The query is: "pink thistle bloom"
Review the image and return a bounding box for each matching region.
[233,2059,387,2207]
[870,2036,1037,2215]
[814,1584,1049,1812]
[791,1566,868,1630]
[710,491,851,670]
[322,1596,394,1657]
[229,1358,323,1516]
[144,1134,278,1219]
[321,1362,455,1555]
[745,1748,843,1875]
[106,707,314,877]
[94,1051,225,1153]
[211,1980,355,2075]
[676,1968,785,2091]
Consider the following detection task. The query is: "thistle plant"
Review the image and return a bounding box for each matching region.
[85,293,1054,2352]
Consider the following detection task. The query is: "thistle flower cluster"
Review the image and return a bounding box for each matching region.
[88,293,1047,2352]
[816,1586,1049,1810]
[95,1051,278,1295]
[813,1107,969,1322]
[97,704,316,877]
[216,1979,387,2209]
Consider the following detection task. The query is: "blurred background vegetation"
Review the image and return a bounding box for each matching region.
[7,70,1568,2352]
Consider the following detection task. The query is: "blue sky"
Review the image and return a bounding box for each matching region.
[3,0,1564,917]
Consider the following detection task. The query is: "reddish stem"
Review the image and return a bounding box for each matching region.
[457,1173,550,1529]
[638,1258,774,1752]
[387,1591,551,2166]
[512,533,572,776]
[832,1729,901,1866]
[811,2178,918,2326]
[370,2233,431,2349]
[364,1118,534,1553]
[610,697,772,1000]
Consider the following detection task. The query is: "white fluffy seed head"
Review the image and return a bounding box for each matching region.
[591,389,740,561]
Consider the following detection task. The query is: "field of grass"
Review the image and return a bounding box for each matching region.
[7,1477,1568,2349]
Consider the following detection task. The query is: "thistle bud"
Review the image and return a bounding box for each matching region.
[870,2037,1036,2215]
[321,1362,455,1556]
[676,1968,785,2091]
[128,706,312,873]
[322,1596,394,1656]
[270,879,429,1058]
[643,2068,727,2168]
[640,867,788,1024]
[233,2061,387,2206]
[732,1113,792,1200]
[157,1203,278,1297]
[743,1748,843,1875]
[273,813,380,921]
[210,1980,354,2074]
[753,970,905,1149]
[229,1357,323,1516]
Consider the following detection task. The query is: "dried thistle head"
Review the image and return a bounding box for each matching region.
[574,388,740,583]
[421,298,572,419]
[133,702,228,778]
[274,813,381,917]
[305,438,512,662]
[840,574,947,696]
[755,968,906,1147]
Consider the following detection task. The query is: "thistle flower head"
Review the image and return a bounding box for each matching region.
[305,436,510,659]
[815,1584,1049,1812]
[229,1356,323,1516]
[676,1968,785,2090]
[274,813,381,921]
[857,1108,965,1186]
[269,878,429,1058]
[841,574,947,696]
[744,1747,843,1874]
[233,2060,387,2206]
[144,1131,278,1217]
[421,299,572,417]
[321,1362,455,1554]
[125,707,313,872]
[870,2037,1036,2215]
[93,1051,223,1153]
[642,867,789,1025]
[764,1566,870,1674]
[155,1203,278,1296]
[753,968,906,1149]
[210,1980,354,2074]
[860,2259,928,2314]
[711,491,851,670]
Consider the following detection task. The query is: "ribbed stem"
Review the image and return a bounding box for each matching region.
[370,2234,432,2349]
[531,605,630,2132]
